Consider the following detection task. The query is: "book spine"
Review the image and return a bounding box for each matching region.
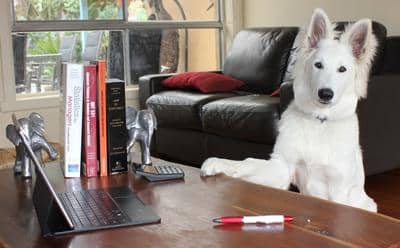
[106,80,128,174]
[97,61,108,176]
[82,65,98,177]
[61,63,84,178]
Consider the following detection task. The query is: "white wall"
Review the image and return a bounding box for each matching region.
[244,0,400,35]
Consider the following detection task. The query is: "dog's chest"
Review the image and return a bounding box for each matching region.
[277,109,360,196]
[275,107,359,156]
[296,122,346,163]
[278,109,359,165]
[293,161,324,196]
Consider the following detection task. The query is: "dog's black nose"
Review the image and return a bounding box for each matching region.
[318,88,334,101]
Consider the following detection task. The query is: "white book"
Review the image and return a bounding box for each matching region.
[60,63,84,177]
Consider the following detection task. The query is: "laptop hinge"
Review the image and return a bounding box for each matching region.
[33,171,73,236]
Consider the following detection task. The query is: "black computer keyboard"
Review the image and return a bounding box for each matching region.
[58,189,131,228]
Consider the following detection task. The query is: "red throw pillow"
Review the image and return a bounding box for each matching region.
[161,72,195,88]
[161,72,244,93]
[270,88,280,97]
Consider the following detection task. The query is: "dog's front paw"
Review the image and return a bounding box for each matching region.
[364,198,378,212]
[200,157,240,177]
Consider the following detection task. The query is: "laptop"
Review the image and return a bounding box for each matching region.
[11,114,160,237]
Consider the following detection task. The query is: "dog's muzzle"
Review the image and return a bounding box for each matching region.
[318,88,334,104]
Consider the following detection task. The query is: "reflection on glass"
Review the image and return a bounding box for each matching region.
[13,0,217,21]
[118,28,219,85]
[12,30,124,94]
[213,223,284,232]
[127,0,217,21]
[13,0,123,21]
[12,27,219,94]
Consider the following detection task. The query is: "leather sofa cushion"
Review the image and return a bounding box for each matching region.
[146,90,235,130]
[205,133,273,162]
[223,27,299,94]
[201,95,280,144]
[155,127,208,166]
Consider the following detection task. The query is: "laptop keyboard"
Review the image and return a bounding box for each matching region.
[58,189,131,228]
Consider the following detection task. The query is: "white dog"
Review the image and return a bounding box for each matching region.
[201,8,378,212]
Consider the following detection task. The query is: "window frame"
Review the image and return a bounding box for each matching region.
[1,0,225,112]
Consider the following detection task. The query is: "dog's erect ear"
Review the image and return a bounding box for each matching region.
[343,19,376,61]
[343,19,377,98]
[307,8,332,48]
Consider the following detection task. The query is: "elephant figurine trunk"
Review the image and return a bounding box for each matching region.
[6,113,58,178]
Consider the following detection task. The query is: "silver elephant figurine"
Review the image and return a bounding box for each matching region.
[6,112,58,178]
[126,107,157,165]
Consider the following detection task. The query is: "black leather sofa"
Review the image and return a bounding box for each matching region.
[139,22,400,176]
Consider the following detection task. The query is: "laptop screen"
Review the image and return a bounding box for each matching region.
[11,113,74,229]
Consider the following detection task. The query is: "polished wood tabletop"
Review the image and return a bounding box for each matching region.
[0,158,399,248]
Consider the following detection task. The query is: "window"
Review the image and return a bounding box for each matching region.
[13,30,119,94]
[125,0,218,21]
[14,0,123,21]
[6,0,223,101]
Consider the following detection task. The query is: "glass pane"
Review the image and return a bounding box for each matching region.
[127,0,217,21]
[12,30,125,94]
[13,0,123,21]
[123,28,219,84]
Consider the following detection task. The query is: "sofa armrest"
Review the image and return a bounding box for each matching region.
[139,70,223,109]
[359,74,400,175]
[139,73,178,109]
[279,80,294,115]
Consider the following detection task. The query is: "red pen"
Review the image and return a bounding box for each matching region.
[213,215,294,224]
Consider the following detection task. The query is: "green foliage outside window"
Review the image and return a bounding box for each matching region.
[17,0,119,56]
[15,0,121,21]
[28,33,60,55]
[16,0,80,21]
[88,0,121,20]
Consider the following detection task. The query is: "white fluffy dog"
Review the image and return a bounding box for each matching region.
[201,9,378,212]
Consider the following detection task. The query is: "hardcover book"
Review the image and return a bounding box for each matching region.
[106,79,128,174]
[82,65,98,177]
[97,60,108,176]
[60,63,84,177]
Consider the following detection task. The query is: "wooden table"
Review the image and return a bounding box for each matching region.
[0,158,399,248]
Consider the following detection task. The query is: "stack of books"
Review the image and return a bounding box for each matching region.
[60,61,128,178]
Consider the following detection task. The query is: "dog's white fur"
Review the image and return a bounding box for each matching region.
[201,9,378,212]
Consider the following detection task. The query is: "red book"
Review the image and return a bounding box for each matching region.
[97,60,108,176]
[82,65,98,177]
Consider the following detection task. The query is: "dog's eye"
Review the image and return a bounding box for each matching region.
[314,62,323,69]
[338,66,347,73]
